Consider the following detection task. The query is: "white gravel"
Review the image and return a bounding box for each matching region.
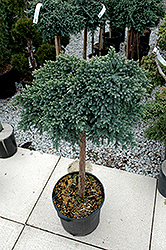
[0,20,165,178]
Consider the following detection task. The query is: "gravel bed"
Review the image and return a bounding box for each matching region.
[0,20,165,178]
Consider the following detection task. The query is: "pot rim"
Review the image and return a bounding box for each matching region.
[0,65,14,76]
[52,171,105,221]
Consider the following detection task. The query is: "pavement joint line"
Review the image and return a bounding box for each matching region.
[0,216,24,226]
[11,225,26,250]
[26,223,109,250]
[25,155,61,225]
[148,178,158,250]
[11,156,62,250]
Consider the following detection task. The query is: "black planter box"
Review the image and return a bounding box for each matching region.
[0,66,17,99]
[104,31,122,53]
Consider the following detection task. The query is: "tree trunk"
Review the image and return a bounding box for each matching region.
[126,27,140,61]
[55,35,61,57]
[27,39,36,70]
[78,131,86,198]
[83,25,87,60]
[92,33,94,56]
[99,26,103,57]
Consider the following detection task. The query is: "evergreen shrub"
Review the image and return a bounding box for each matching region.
[13,47,150,149]
[142,87,166,145]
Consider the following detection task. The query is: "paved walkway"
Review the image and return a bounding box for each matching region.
[0,147,165,250]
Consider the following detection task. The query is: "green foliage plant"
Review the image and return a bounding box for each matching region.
[141,54,166,93]
[142,87,166,146]
[0,0,11,72]
[36,42,56,66]
[159,15,166,50]
[11,17,42,70]
[13,47,150,198]
[105,0,164,60]
[31,0,85,56]
[68,0,106,58]
[11,53,29,75]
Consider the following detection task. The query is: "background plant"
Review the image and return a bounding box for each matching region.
[11,53,29,76]
[159,14,166,50]
[69,0,106,58]
[36,42,56,66]
[141,53,166,93]
[142,87,166,147]
[30,0,85,57]
[13,47,150,197]
[105,0,164,60]
[11,17,42,70]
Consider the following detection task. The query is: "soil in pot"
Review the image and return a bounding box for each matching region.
[52,172,105,236]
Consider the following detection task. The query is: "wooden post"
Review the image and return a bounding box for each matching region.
[92,33,94,56]
[99,26,103,57]
[78,131,86,198]
[127,28,139,61]
[55,35,61,57]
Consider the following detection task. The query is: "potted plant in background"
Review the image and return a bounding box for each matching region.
[140,12,166,93]
[105,0,164,61]
[11,17,43,71]
[12,47,150,235]
[68,0,106,59]
[31,0,85,57]
[0,121,17,158]
[142,87,166,197]
[0,0,41,96]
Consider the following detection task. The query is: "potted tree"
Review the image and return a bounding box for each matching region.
[69,0,106,59]
[31,0,85,57]
[12,47,150,235]
[105,0,164,61]
[142,87,166,196]
[0,0,37,97]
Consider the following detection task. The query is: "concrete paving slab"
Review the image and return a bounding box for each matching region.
[28,157,156,250]
[151,190,166,250]
[14,225,99,250]
[0,217,23,250]
[0,148,59,223]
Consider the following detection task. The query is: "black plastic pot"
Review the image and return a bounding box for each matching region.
[158,160,166,197]
[52,171,105,236]
[140,29,151,45]
[111,27,126,43]
[0,123,17,158]
[93,44,109,57]
[139,42,150,61]
[0,66,17,99]
[105,31,122,53]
